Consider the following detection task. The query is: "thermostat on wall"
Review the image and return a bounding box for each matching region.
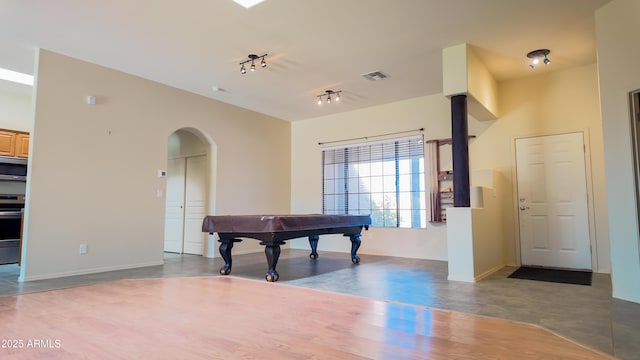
[157,170,167,178]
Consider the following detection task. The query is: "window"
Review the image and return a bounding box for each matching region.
[322,135,426,228]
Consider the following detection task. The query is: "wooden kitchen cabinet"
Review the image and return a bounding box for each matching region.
[14,133,30,158]
[0,130,17,156]
[0,129,29,158]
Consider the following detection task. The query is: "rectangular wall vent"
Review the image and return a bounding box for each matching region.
[361,71,388,81]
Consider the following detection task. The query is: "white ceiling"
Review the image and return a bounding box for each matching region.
[0,0,610,121]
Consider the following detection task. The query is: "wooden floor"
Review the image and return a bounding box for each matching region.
[0,276,613,359]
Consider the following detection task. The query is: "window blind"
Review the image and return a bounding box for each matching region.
[322,135,426,228]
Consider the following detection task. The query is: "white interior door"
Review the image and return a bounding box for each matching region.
[164,158,186,253]
[182,155,207,255]
[515,132,592,270]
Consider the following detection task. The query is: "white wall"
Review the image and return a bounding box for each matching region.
[21,49,291,281]
[446,207,474,280]
[595,0,640,303]
[0,90,32,132]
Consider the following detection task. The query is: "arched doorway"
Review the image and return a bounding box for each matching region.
[164,128,217,256]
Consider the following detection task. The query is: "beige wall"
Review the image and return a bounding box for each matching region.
[18,47,612,283]
[595,0,640,303]
[168,129,207,158]
[291,94,490,260]
[21,50,291,280]
[446,185,504,283]
[442,44,499,121]
[471,179,506,279]
[467,46,499,121]
[488,63,609,272]
[291,63,609,272]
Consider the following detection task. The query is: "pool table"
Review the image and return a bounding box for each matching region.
[201,214,371,282]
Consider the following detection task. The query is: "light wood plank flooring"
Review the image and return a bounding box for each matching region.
[0,276,614,359]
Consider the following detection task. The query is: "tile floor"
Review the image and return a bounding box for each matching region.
[1,249,638,359]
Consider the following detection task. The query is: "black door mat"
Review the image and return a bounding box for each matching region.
[508,266,592,286]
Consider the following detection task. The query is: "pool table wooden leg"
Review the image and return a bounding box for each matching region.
[308,235,319,259]
[218,239,234,275]
[264,243,282,282]
[349,234,362,264]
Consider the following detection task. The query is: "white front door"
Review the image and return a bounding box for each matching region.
[164,155,207,255]
[515,132,592,270]
[164,158,186,253]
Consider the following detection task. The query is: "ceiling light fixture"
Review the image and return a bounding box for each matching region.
[240,54,268,74]
[527,49,551,69]
[317,90,341,105]
[232,0,266,8]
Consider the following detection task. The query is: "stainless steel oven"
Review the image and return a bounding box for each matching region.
[0,194,25,265]
[0,156,28,181]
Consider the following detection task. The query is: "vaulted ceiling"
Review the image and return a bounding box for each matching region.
[0,0,610,121]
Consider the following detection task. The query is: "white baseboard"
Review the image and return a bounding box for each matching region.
[19,260,164,282]
[447,274,475,282]
[474,264,504,281]
[448,264,505,283]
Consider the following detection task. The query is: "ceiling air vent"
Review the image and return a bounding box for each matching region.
[361,70,388,81]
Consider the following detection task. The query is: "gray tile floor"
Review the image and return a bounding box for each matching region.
[1,249,639,359]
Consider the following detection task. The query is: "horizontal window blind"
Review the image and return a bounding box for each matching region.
[322,135,426,228]
[322,135,425,164]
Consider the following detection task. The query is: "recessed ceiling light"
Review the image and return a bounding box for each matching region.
[232,0,266,8]
[0,68,33,86]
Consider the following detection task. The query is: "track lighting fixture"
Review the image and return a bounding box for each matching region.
[240,53,268,74]
[317,90,341,105]
[526,49,551,69]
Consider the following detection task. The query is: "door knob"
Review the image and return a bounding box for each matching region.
[519,206,530,211]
